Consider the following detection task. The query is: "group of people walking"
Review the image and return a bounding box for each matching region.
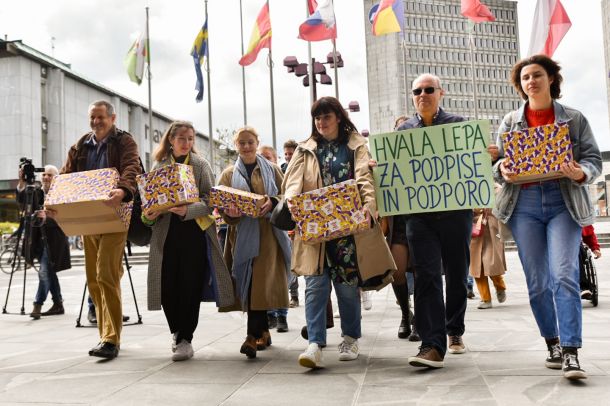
[34,54,598,382]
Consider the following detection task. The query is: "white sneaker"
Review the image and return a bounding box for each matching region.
[171,333,178,353]
[477,301,492,309]
[338,336,359,361]
[172,340,194,361]
[496,289,507,303]
[361,290,373,311]
[299,343,324,369]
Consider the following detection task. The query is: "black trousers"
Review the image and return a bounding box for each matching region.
[161,216,208,343]
[405,209,472,356]
[247,272,268,339]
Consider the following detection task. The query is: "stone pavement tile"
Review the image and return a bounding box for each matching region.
[486,375,610,406]
[221,373,364,406]
[363,357,485,387]
[0,350,85,373]
[141,360,267,384]
[356,384,497,406]
[369,340,420,359]
[94,383,240,406]
[61,353,171,373]
[0,372,47,393]
[258,349,370,374]
[0,371,148,404]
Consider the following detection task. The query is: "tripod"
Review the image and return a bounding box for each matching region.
[2,184,41,315]
[75,241,143,327]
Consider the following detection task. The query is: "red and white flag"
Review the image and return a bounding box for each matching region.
[527,0,572,57]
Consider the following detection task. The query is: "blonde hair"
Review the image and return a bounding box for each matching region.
[153,121,197,162]
[44,165,59,176]
[258,145,277,163]
[233,126,260,144]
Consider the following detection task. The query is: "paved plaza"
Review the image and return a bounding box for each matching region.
[0,249,609,405]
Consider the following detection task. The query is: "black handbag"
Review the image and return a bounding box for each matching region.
[127,159,152,246]
[270,198,296,231]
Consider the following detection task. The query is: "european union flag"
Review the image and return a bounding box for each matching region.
[191,19,208,103]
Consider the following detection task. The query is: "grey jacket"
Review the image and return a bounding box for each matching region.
[146,152,235,311]
[492,101,602,226]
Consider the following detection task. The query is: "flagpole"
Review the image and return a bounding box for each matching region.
[401,38,409,116]
[268,50,277,150]
[205,0,214,170]
[145,6,154,170]
[332,39,339,99]
[306,1,315,105]
[239,0,248,125]
[468,23,479,120]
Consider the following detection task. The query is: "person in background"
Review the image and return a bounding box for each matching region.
[281,139,300,308]
[17,165,71,320]
[283,96,396,369]
[469,208,507,310]
[494,55,601,380]
[57,100,141,359]
[281,139,298,174]
[143,121,234,361]
[220,127,291,359]
[258,145,289,333]
[580,224,601,300]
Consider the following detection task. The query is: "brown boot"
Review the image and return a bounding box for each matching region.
[41,301,64,316]
[240,335,257,359]
[30,304,42,320]
[256,331,272,350]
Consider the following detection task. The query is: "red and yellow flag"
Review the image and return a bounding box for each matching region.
[239,1,272,66]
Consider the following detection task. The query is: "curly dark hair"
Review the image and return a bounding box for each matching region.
[310,96,358,143]
[510,54,563,100]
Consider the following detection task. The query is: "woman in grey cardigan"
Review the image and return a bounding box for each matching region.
[143,121,234,361]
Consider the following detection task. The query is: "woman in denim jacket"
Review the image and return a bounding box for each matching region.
[493,55,601,380]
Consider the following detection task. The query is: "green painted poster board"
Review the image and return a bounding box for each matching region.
[370,120,495,216]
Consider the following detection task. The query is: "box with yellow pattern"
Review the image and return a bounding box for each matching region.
[501,122,572,184]
[44,168,132,236]
[287,179,369,244]
[209,185,266,217]
[137,163,200,212]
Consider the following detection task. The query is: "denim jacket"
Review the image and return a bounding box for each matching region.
[492,101,602,226]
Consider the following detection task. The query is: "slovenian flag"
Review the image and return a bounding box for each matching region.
[239,1,272,66]
[527,0,571,57]
[299,0,337,42]
[369,0,404,36]
[460,0,496,23]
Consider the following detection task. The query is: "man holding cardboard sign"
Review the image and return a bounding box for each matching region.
[59,100,141,359]
[379,74,492,369]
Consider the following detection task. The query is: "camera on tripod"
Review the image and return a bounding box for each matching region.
[19,157,44,185]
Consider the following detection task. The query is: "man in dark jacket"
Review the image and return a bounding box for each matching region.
[58,100,141,359]
[17,165,71,319]
[397,74,472,369]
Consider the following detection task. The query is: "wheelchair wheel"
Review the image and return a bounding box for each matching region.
[581,245,599,307]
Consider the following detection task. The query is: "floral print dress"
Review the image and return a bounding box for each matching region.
[315,138,359,286]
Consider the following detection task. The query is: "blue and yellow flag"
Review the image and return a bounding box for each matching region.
[191,19,208,102]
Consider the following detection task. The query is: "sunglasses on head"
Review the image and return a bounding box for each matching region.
[412,87,439,96]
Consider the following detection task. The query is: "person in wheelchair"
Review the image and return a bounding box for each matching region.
[580,225,601,300]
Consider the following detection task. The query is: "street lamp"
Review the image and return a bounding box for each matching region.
[283,51,344,102]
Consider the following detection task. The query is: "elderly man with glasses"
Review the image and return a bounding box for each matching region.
[395,73,472,369]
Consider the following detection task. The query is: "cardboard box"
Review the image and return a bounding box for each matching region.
[137,163,200,212]
[287,179,370,243]
[501,122,573,183]
[209,185,266,218]
[44,168,132,236]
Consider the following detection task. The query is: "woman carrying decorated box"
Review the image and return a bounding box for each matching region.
[218,126,291,359]
[494,55,601,380]
[143,121,235,361]
[283,96,396,369]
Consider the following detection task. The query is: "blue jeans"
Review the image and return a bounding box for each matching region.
[508,182,582,348]
[405,210,472,356]
[34,247,62,305]
[267,308,287,317]
[304,268,361,345]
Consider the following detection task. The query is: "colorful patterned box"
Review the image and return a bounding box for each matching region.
[287,179,370,243]
[44,168,132,236]
[136,163,200,212]
[209,186,266,218]
[501,123,573,184]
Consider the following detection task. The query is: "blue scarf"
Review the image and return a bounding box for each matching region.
[231,154,291,309]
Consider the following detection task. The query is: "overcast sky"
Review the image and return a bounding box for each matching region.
[1,0,608,153]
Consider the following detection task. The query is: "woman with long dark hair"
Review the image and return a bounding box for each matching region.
[283,96,396,369]
[494,55,601,380]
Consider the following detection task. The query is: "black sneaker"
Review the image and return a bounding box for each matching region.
[277,315,288,332]
[562,349,587,380]
[545,343,562,369]
[267,314,278,329]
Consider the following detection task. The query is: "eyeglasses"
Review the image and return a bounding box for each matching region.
[412,87,440,96]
